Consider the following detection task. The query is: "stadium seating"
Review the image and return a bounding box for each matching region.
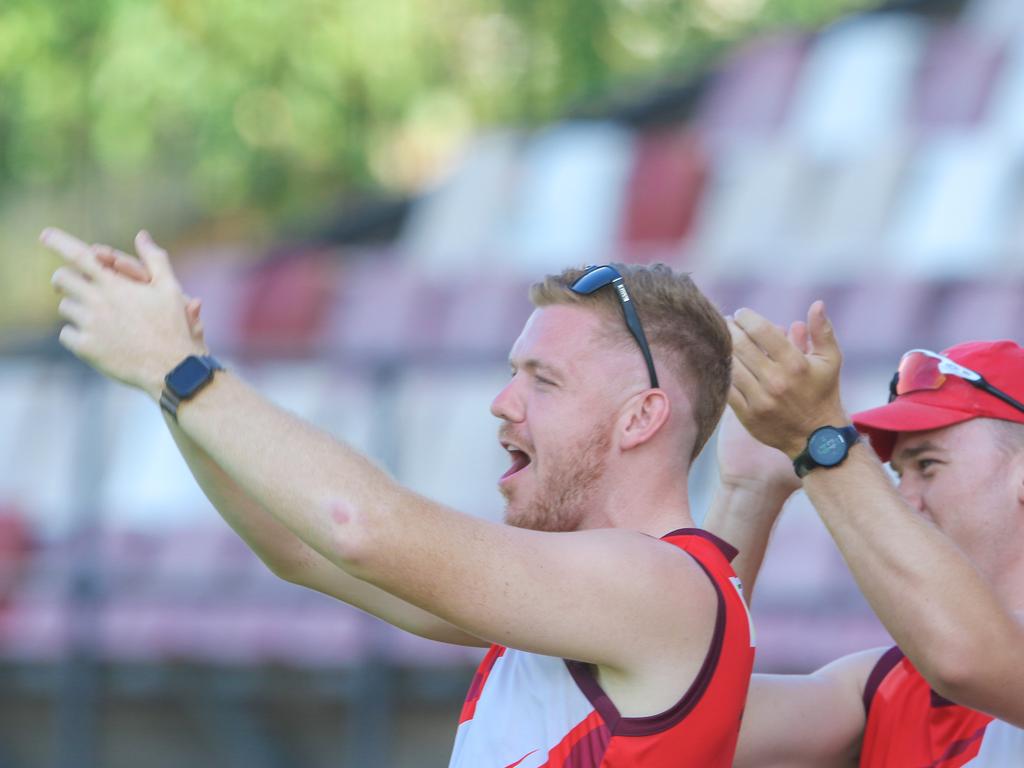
[618,129,708,253]
[7,0,1024,686]
[695,33,809,154]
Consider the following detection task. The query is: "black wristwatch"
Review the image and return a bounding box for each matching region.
[792,425,860,479]
[160,354,224,421]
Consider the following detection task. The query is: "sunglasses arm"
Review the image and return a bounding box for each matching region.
[619,302,659,389]
[978,381,1024,414]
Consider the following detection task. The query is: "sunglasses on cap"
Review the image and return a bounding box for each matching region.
[888,348,1024,415]
[569,265,659,389]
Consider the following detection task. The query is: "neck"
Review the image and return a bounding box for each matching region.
[581,467,695,537]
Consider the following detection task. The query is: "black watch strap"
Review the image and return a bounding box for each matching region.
[160,355,223,421]
[159,388,183,419]
[793,425,861,479]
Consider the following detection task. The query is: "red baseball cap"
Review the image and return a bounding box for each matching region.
[853,340,1024,463]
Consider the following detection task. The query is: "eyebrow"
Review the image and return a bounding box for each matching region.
[891,441,944,470]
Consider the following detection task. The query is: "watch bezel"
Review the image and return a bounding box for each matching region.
[165,355,217,399]
[806,425,852,468]
[793,424,861,478]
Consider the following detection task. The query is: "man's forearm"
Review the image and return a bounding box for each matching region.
[804,445,1023,716]
[162,412,316,578]
[171,369,400,578]
[704,482,790,601]
[164,399,485,645]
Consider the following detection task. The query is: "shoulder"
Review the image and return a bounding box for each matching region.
[562,528,721,660]
[557,527,723,584]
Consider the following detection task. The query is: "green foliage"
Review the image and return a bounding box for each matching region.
[0,0,871,334]
[1,0,871,211]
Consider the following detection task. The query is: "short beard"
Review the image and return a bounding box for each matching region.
[503,423,611,533]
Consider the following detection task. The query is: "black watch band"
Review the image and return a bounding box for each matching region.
[793,425,861,479]
[160,354,224,421]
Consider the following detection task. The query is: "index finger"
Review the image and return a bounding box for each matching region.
[40,228,102,280]
[733,307,803,367]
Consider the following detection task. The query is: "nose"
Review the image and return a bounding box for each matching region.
[896,475,925,513]
[491,376,525,423]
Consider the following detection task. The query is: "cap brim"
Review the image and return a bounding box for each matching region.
[852,399,976,463]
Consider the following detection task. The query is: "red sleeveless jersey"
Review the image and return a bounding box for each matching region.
[448,529,756,767]
[860,646,1024,767]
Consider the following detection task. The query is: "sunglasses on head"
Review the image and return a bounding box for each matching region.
[888,348,1024,415]
[570,265,659,389]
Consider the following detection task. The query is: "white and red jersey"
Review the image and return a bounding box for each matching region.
[448,529,755,768]
[860,646,1024,767]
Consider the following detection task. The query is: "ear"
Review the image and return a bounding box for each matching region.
[618,389,672,451]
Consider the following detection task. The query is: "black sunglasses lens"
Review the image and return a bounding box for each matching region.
[570,266,617,295]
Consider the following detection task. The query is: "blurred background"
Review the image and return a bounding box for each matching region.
[2,0,1023,764]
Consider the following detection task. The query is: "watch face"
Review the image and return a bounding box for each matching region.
[807,427,849,468]
[167,356,214,398]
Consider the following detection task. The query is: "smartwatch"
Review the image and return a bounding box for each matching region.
[160,355,224,420]
[792,425,860,479]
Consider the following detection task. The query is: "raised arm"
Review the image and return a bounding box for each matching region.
[89,242,483,645]
[707,365,874,767]
[703,405,800,601]
[164,412,485,645]
[728,302,1024,727]
[43,228,717,678]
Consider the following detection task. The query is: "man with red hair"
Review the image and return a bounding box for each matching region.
[43,226,754,767]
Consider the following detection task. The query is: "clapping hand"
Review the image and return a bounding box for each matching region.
[726,302,848,461]
[92,241,206,344]
[42,228,205,401]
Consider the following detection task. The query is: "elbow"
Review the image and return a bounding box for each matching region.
[917,633,993,705]
[264,555,311,585]
[258,498,387,584]
[927,667,990,712]
[925,656,972,702]
[323,498,384,578]
[257,542,318,585]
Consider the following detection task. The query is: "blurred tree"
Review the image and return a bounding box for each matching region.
[0,0,872,332]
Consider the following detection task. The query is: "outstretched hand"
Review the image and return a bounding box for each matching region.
[93,243,205,343]
[726,301,847,460]
[42,228,204,401]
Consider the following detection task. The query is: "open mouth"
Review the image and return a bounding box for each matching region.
[500,443,533,481]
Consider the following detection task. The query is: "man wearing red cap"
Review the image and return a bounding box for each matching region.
[706,302,1024,766]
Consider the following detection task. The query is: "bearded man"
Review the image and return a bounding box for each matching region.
[43,227,753,767]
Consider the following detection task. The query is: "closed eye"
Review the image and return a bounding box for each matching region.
[892,458,940,479]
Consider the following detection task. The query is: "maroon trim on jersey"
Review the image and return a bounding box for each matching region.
[920,723,990,768]
[663,527,739,563]
[929,690,958,708]
[862,645,904,716]
[564,557,727,736]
